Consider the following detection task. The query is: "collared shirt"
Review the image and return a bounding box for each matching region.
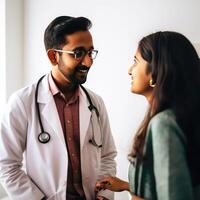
[48,73,85,200]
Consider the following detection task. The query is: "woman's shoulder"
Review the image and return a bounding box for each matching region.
[151,109,175,122]
[147,109,186,146]
[148,109,177,130]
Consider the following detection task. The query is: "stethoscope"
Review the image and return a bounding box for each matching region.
[36,75,103,148]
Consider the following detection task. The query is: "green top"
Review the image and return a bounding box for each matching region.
[128,109,200,200]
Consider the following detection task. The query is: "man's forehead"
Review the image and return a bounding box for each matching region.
[63,31,93,48]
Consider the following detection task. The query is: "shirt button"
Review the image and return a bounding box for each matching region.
[63,180,67,185]
[69,137,71,141]
[67,120,71,124]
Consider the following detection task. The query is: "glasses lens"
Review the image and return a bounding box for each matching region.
[89,50,98,59]
[74,50,85,59]
[74,49,98,60]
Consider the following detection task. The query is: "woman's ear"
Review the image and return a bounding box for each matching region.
[47,49,58,65]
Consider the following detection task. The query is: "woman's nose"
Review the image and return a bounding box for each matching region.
[128,65,133,75]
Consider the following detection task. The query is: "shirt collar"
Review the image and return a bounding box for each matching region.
[48,73,79,103]
[48,72,60,96]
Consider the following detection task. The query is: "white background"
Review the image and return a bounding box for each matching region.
[2,0,200,199]
[0,0,5,119]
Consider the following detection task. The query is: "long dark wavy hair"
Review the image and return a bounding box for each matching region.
[129,31,200,186]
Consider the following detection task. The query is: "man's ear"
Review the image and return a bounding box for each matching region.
[47,49,58,65]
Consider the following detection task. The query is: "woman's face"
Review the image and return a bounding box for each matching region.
[128,49,153,100]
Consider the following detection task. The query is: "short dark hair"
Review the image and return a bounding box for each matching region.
[44,16,92,51]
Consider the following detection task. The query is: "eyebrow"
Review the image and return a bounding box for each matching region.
[134,55,139,61]
[72,46,94,51]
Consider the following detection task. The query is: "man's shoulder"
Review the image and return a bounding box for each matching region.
[8,82,37,105]
[10,74,49,102]
[80,86,103,101]
[80,86,106,111]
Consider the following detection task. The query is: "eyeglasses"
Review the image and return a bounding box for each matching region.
[53,48,98,60]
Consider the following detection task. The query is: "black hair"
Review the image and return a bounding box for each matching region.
[130,31,200,186]
[44,16,92,50]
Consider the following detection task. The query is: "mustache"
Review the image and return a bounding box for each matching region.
[76,65,89,71]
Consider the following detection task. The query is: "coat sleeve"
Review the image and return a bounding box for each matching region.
[150,113,194,200]
[0,93,45,200]
[96,96,117,200]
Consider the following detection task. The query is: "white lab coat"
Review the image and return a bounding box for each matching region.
[0,74,117,200]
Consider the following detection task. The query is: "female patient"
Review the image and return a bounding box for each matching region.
[96,31,200,199]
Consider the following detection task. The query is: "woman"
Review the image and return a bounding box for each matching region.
[95,31,200,199]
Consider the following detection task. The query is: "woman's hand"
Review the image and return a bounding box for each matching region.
[131,195,144,200]
[95,176,129,192]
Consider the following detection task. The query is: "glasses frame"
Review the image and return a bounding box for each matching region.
[53,49,98,60]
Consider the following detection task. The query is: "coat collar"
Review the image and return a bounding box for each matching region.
[36,74,91,150]
[37,74,52,104]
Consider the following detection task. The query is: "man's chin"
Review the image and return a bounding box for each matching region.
[78,78,87,85]
[71,77,87,85]
[77,75,87,84]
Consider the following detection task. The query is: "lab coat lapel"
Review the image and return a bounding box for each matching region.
[79,87,91,151]
[37,75,66,146]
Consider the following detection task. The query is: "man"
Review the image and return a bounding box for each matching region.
[0,16,117,200]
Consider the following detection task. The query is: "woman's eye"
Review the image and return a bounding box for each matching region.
[133,59,137,66]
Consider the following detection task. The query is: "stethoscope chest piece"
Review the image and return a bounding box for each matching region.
[38,132,50,144]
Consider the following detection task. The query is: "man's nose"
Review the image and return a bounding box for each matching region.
[81,53,93,67]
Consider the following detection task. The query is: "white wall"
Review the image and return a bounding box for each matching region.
[0,1,24,199]
[0,0,7,197]
[3,0,200,199]
[6,0,24,99]
[0,0,12,198]
[0,0,6,117]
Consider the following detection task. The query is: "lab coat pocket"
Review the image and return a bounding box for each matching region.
[82,112,102,174]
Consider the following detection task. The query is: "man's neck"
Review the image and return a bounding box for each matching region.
[51,71,78,100]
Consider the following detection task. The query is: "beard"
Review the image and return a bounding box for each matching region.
[58,64,90,86]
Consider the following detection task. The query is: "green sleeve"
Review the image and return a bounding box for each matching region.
[150,112,194,200]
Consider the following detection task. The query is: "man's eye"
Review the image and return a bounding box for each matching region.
[75,50,84,58]
[88,51,93,57]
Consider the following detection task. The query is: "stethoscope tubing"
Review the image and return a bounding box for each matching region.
[35,75,46,134]
[36,75,102,147]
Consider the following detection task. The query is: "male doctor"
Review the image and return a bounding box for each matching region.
[0,16,117,200]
